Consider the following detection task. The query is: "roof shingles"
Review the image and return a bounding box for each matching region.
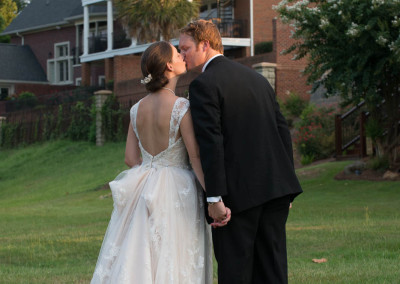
[0,43,47,82]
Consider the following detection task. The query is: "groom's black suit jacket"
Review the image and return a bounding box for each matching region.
[189,56,302,213]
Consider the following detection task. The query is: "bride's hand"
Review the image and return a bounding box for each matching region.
[211,207,231,228]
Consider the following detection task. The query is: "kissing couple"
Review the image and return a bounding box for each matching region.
[91,19,302,284]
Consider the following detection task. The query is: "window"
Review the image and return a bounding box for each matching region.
[75,78,82,86]
[98,75,105,87]
[0,85,14,100]
[47,42,73,84]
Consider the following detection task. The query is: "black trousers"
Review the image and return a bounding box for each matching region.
[213,195,290,284]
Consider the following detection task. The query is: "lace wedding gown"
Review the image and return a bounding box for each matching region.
[91,97,213,284]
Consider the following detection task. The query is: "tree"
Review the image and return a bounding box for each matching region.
[13,0,29,12]
[114,0,200,42]
[274,0,400,166]
[0,0,18,27]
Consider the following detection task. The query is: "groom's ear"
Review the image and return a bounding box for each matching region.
[202,40,210,51]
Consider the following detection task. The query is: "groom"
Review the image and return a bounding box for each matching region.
[179,20,303,283]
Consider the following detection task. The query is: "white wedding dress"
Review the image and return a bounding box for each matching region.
[91,97,213,283]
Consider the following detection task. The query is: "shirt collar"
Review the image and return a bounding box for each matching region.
[202,54,223,73]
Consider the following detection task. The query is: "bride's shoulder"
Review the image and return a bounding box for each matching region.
[130,97,145,113]
[175,96,190,108]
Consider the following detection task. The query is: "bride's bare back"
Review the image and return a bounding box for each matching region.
[135,93,181,156]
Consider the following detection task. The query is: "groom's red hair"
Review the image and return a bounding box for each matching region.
[180,19,224,54]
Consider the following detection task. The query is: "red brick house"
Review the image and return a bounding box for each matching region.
[1,0,311,105]
[0,0,116,101]
[79,0,311,101]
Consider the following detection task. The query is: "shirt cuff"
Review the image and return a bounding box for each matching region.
[207,196,222,203]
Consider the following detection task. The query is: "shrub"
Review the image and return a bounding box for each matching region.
[284,92,308,117]
[67,101,92,141]
[255,41,273,55]
[101,94,127,142]
[367,156,389,172]
[293,103,338,160]
[16,92,38,109]
[301,154,315,165]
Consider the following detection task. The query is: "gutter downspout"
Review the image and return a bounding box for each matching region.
[16,32,24,45]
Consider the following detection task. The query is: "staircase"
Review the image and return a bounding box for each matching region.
[335,101,368,160]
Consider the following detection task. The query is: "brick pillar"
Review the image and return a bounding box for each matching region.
[252,62,277,90]
[81,62,91,86]
[94,90,112,146]
[105,58,114,87]
[0,116,6,146]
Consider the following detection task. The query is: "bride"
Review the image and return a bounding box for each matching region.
[90,41,229,283]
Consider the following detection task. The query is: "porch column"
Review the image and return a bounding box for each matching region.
[105,58,114,88]
[250,0,254,56]
[107,0,114,51]
[75,24,80,64]
[83,4,89,55]
[82,62,91,86]
[252,62,276,90]
[94,90,112,146]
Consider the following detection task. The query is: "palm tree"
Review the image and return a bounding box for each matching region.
[114,0,200,43]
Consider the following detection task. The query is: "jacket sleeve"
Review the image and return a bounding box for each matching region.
[189,79,228,198]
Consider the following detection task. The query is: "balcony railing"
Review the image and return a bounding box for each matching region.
[88,34,131,54]
[85,18,248,56]
[209,19,249,38]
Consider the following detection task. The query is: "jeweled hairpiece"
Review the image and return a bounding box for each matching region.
[141,74,152,85]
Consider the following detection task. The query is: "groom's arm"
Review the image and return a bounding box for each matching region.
[189,78,228,198]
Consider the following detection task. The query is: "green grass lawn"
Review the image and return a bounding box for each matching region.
[0,141,399,283]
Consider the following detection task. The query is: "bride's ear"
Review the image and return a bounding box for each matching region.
[166,62,173,72]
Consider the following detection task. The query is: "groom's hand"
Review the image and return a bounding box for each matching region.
[208,201,227,222]
[211,207,231,228]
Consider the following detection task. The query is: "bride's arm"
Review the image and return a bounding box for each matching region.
[125,123,142,167]
[180,111,206,191]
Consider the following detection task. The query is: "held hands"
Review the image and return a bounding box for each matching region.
[208,201,231,228]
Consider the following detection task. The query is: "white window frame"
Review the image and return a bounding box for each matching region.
[0,84,15,100]
[98,75,105,87]
[47,41,73,85]
[75,77,82,86]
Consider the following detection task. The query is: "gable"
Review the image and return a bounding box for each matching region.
[0,43,47,82]
[1,0,106,35]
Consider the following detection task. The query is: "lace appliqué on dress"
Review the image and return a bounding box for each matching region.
[169,98,190,146]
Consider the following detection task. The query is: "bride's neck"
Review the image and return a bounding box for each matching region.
[164,76,178,93]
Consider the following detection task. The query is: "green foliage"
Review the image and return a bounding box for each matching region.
[0,13,11,43]
[300,154,314,165]
[13,0,29,12]
[275,0,400,165]
[1,122,20,148]
[367,156,390,172]
[0,0,17,27]
[16,91,38,109]
[254,41,273,55]
[284,92,308,117]
[67,101,92,141]
[115,0,200,42]
[101,94,127,142]
[294,103,338,160]
[1,144,400,283]
[365,117,384,142]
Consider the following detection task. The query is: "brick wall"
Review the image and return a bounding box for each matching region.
[113,55,143,97]
[273,19,311,100]
[11,26,82,86]
[14,83,75,96]
[253,0,280,44]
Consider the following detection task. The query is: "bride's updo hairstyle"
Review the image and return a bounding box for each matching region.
[140,41,173,93]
